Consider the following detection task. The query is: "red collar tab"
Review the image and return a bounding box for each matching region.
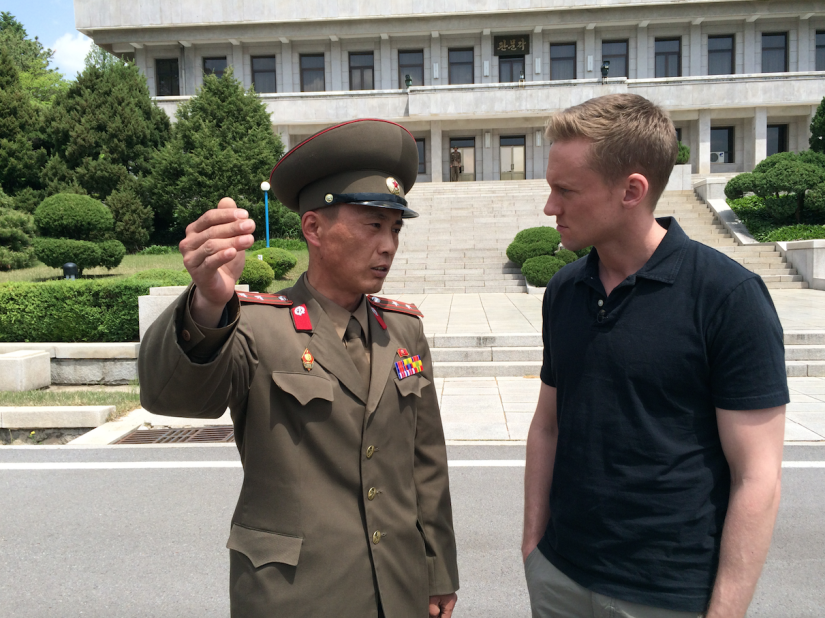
[369,305,387,330]
[237,292,293,307]
[367,295,424,318]
[291,304,313,332]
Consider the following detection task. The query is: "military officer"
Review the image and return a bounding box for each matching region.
[138,119,459,618]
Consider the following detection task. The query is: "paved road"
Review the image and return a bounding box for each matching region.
[1,445,823,617]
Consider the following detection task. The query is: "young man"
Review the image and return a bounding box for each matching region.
[522,94,787,618]
[139,119,459,618]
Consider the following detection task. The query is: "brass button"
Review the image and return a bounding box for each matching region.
[372,531,382,545]
[368,487,377,501]
[181,329,191,342]
[366,445,375,459]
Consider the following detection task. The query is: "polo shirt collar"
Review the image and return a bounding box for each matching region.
[575,217,689,286]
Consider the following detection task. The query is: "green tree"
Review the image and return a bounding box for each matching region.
[0,12,68,105]
[148,68,290,240]
[811,95,825,154]
[40,55,170,201]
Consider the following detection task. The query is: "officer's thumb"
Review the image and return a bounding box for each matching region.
[217,197,238,210]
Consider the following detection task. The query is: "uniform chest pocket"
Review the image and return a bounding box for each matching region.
[394,375,431,399]
[272,371,334,405]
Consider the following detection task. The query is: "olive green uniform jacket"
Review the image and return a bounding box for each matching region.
[138,275,459,618]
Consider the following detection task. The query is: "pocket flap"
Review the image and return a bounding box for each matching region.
[226,523,303,568]
[394,375,431,399]
[272,371,334,406]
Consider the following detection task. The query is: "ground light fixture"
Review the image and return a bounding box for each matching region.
[601,60,610,82]
[261,181,271,248]
[405,74,413,89]
[62,262,78,280]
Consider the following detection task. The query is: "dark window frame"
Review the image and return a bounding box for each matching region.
[761,32,789,73]
[707,34,735,75]
[399,49,425,88]
[448,47,475,85]
[549,42,577,80]
[499,55,526,83]
[711,126,735,164]
[300,53,326,92]
[767,124,789,157]
[676,127,683,143]
[348,51,375,91]
[816,31,825,71]
[155,58,180,96]
[251,56,277,93]
[202,56,228,79]
[602,39,629,78]
[415,138,426,174]
[655,38,682,78]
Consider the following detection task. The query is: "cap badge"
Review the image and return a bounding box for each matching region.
[324,194,334,204]
[302,348,314,372]
[386,177,401,195]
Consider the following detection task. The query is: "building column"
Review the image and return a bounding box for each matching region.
[584,26,596,78]
[330,39,342,91]
[532,128,545,180]
[431,32,441,85]
[231,42,245,86]
[380,35,392,90]
[698,109,711,175]
[481,31,492,84]
[183,45,196,96]
[482,130,493,181]
[753,106,768,169]
[281,41,293,92]
[744,20,756,74]
[798,17,811,72]
[636,24,648,78]
[533,28,543,80]
[277,126,291,152]
[134,47,147,78]
[690,23,702,76]
[430,121,442,182]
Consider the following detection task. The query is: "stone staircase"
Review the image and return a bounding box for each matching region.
[383,181,806,294]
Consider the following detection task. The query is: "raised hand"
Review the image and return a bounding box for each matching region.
[180,197,256,327]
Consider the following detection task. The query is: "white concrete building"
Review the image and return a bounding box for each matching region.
[75,0,825,183]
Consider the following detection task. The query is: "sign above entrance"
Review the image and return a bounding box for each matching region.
[494,35,530,56]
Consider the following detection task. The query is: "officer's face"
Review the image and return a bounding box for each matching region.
[310,204,403,295]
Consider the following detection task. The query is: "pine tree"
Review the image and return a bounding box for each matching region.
[811,96,825,154]
[148,68,290,240]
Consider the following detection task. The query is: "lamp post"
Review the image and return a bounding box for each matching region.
[600,60,610,83]
[260,181,271,248]
[404,74,413,89]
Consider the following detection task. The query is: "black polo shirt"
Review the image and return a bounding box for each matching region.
[537,217,789,612]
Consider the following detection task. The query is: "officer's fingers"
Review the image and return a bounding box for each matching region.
[186,204,248,235]
[190,246,240,277]
[181,219,256,255]
[183,235,254,271]
[216,197,237,209]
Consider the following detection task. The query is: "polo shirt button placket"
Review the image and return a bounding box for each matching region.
[597,309,607,323]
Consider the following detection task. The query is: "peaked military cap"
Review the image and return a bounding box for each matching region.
[269,118,419,218]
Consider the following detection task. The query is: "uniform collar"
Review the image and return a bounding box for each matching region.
[304,276,370,343]
[576,217,689,287]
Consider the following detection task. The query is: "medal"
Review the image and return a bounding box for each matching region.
[302,348,314,372]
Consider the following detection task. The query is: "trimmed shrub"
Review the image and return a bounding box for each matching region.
[250,238,307,252]
[0,279,155,342]
[0,207,36,270]
[33,238,101,274]
[239,258,274,292]
[107,187,154,252]
[521,255,566,287]
[506,241,557,267]
[131,269,191,286]
[97,239,127,270]
[34,193,114,240]
[554,248,578,265]
[138,245,178,255]
[514,226,561,247]
[250,247,297,279]
[676,142,690,165]
[575,246,592,258]
[724,172,756,200]
[763,224,825,242]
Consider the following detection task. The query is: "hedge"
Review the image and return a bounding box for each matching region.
[250,247,297,279]
[239,258,274,291]
[763,224,825,242]
[0,279,164,342]
[34,193,114,240]
[249,239,307,252]
[514,226,561,246]
[131,269,191,286]
[33,238,102,273]
[554,249,578,265]
[138,245,178,255]
[506,241,558,267]
[521,255,566,287]
[0,207,36,271]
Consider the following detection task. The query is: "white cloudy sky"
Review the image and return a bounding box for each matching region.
[5,0,92,78]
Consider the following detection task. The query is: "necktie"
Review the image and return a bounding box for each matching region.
[345,317,370,390]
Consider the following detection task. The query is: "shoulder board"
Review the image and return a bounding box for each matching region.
[367,295,424,318]
[237,291,293,307]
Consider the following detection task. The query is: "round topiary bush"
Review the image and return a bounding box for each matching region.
[132,269,192,286]
[507,240,557,267]
[0,207,37,271]
[34,193,114,240]
[250,247,298,279]
[676,142,690,165]
[575,246,592,258]
[521,255,566,287]
[554,248,578,265]
[33,238,102,274]
[97,240,127,270]
[514,226,561,247]
[239,258,275,292]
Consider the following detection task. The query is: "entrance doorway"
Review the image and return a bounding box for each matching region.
[500,56,525,83]
[450,138,476,181]
[500,136,526,180]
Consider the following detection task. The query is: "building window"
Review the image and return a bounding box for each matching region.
[676,127,682,143]
[761,33,788,73]
[416,139,426,174]
[655,39,681,77]
[602,40,628,78]
[251,56,277,93]
[399,50,424,87]
[448,48,474,85]
[499,56,525,82]
[349,52,374,90]
[816,31,825,71]
[203,57,227,79]
[708,35,735,75]
[711,127,735,164]
[300,54,325,92]
[155,58,179,96]
[550,43,576,80]
[767,125,789,157]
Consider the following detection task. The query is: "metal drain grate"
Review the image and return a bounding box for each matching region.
[115,426,235,444]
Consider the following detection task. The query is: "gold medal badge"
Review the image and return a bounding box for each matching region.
[302,348,314,371]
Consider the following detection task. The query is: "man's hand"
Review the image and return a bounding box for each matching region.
[428,593,457,617]
[180,198,256,327]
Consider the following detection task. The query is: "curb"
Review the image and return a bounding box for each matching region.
[0,406,113,429]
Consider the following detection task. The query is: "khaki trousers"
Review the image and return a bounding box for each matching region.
[524,548,705,618]
[450,166,460,181]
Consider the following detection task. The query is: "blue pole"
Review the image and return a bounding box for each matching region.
[264,190,270,248]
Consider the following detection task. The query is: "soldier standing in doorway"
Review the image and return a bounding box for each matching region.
[450,146,462,182]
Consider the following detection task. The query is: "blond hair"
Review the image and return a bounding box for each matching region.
[544,94,678,207]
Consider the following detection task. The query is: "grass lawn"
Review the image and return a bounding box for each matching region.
[0,247,309,293]
[0,389,142,421]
